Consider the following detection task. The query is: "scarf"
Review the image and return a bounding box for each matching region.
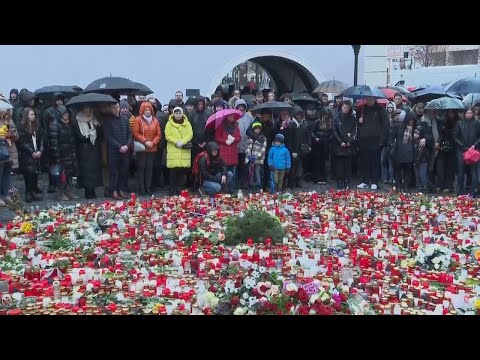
[421,116,439,143]
[403,125,413,144]
[77,112,99,146]
[143,115,153,125]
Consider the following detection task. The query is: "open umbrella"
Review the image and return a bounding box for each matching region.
[251,101,293,114]
[424,97,464,111]
[313,79,349,94]
[66,93,117,107]
[413,85,450,104]
[462,93,480,107]
[356,98,389,109]
[379,88,407,102]
[0,101,13,111]
[133,82,154,96]
[410,84,430,93]
[380,87,414,101]
[34,85,79,99]
[83,77,144,96]
[444,77,480,96]
[341,85,386,101]
[205,109,243,129]
[72,86,83,95]
[241,94,256,108]
[291,93,321,108]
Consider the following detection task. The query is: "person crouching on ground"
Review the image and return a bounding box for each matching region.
[49,105,79,201]
[268,134,291,193]
[244,121,266,192]
[196,142,234,197]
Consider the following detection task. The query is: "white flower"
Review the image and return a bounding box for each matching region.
[240,299,246,306]
[310,293,321,304]
[425,245,435,256]
[210,296,219,308]
[258,266,266,274]
[251,264,258,271]
[434,263,439,270]
[243,276,256,289]
[251,270,260,279]
[320,292,330,302]
[432,257,440,264]
[309,309,317,315]
[286,283,298,292]
[242,292,249,300]
[234,307,246,315]
[265,285,279,298]
[248,297,258,307]
[225,280,235,294]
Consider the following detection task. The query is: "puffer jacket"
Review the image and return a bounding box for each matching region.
[17,125,44,174]
[358,101,390,149]
[14,89,40,126]
[165,114,193,168]
[0,115,19,165]
[132,102,162,153]
[49,119,78,176]
[103,115,133,160]
[245,135,267,165]
[268,144,291,170]
[191,96,212,147]
[215,122,241,166]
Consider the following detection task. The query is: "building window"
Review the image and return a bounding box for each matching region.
[450,49,480,65]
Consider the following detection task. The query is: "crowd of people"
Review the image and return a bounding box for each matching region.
[1,84,480,207]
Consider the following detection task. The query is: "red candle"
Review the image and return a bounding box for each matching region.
[247,238,254,246]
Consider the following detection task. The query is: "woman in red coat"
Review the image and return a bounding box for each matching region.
[215,114,240,192]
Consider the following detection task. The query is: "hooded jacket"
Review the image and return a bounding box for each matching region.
[191,96,212,147]
[268,143,291,170]
[333,107,357,157]
[197,142,227,183]
[390,114,416,164]
[165,113,193,168]
[132,102,162,153]
[357,101,390,149]
[9,89,19,107]
[14,89,39,125]
[49,106,78,175]
[235,99,254,153]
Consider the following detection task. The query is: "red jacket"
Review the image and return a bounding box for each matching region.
[215,123,240,166]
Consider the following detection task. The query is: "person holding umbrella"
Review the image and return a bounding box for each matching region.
[103,102,133,200]
[165,107,193,196]
[454,106,480,197]
[132,102,161,196]
[215,112,241,192]
[74,105,103,199]
[356,97,390,190]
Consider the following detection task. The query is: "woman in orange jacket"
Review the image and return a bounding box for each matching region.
[132,102,161,195]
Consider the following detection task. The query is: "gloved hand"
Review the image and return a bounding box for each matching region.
[269,166,274,172]
[176,141,183,148]
[245,157,249,164]
[292,153,298,159]
[248,155,256,163]
[226,139,233,145]
[227,134,235,142]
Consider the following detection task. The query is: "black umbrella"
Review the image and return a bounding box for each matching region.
[251,101,293,114]
[413,85,450,104]
[34,85,79,99]
[444,77,480,96]
[72,86,83,95]
[241,94,256,108]
[411,84,430,93]
[462,93,480,107]
[291,93,321,108]
[424,97,464,111]
[66,93,117,107]
[313,79,349,94]
[341,85,386,101]
[82,76,144,95]
[133,82,154,96]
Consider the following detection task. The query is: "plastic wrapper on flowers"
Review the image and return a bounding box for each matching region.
[0,190,479,315]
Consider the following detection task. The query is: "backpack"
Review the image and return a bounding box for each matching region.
[192,151,210,182]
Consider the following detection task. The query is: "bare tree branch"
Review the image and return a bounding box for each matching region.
[412,45,449,67]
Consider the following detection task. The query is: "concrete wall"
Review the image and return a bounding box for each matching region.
[363,45,388,86]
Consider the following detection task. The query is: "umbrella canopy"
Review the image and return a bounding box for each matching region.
[313,80,349,94]
[424,97,464,111]
[72,86,83,94]
[291,93,321,108]
[205,109,243,129]
[34,85,79,99]
[444,77,480,96]
[341,85,386,101]
[462,93,480,107]
[356,98,389,109]
[133,82,154,96]
[241,95,256,108]
[82,77,145,96]
[66,93,118,108]
[413,85,450,104]
[251,101,294,114]
[379,88,407,102]
[0,101,14,111]
[410,84,430,93]
[380,86,414,100]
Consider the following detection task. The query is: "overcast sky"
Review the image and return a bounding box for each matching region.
[0,45,363,103]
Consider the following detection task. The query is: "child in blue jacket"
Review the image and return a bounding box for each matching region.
[268,134,291,192]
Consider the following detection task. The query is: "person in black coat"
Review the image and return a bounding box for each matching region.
[290,107,312,188]
[389,110,416,192]
[75,105,103,199]
[17,107,44,203]
[436,110,458,192]
[103,102,133,200]
[311,107,334,185]
[49,105,79,201]
[453,107,480,197]
[332,101,357,189]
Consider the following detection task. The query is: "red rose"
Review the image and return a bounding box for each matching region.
[276,310,284,315]
[260,285,268,294]
[297,288,309,304]
[285,302,294,312]
[231,296,239,306]
[252,288,259,297]
[340,293,348,302]
[209,285,217,293]
[298,305,310,315]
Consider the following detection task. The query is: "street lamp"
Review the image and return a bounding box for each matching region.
[351,45,361,86]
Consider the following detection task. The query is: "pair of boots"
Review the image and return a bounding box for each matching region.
[85,188,97,199]
[112,190,127,200]
[25,189,43,203]
[58,187,79,201]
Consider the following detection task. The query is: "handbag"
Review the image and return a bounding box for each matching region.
[300,143,311,156]
[134,119,146,153]
[0,140,9,162]
[182,142,193,149]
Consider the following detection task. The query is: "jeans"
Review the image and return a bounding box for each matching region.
[109,153,130,193]
[248,164,262,189]
[457,151,479,196]
[226,166,236,192]
[336,156,352,183]
[381,147,394,182]
[0,162,12,196]
[359,144,381,185]
[202,171,234,195]
[416,162,428,187]
[137,152,155,192]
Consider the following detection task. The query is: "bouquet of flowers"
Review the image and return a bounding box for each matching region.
[415,244,453,271]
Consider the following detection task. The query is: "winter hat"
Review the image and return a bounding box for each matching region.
[120,99,129,110]
[292,106,304,117]
[186,97,196,106]
[234,98,248,111]
[274,133,285,143]
[393,109,406,122]
[213,99,225,109]
[56,105,68,116]
[386,101,396,110]
[168,99,178,109]
[161,105,169,112]
[173,106,184,115]
[252,121,262,130]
